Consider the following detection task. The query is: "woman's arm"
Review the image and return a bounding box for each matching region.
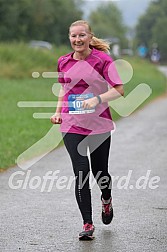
[50,87,64,124]
[99,85,124,103]
[82,85,124,109]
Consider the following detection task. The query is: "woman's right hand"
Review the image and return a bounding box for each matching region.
[50,113,62,124]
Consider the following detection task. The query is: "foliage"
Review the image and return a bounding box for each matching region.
[88,2,127,47]
[136,0,167,60]
[0,0,83,44]
[0,0,128,47]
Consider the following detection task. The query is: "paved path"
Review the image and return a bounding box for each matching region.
[0,68,167,252]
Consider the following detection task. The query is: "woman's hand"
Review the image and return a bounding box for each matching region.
[50,113,62,124]
[82,96,99,110]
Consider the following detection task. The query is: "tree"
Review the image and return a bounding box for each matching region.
[0,0,83,44]
[152,17,167,60]
[88,2,127,47]
[135,0,167,60]
[0,0,33,40]
[27,0,83,44]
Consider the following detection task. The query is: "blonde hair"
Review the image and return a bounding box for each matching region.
[69,20,110,54]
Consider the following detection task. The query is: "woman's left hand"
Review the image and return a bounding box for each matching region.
[82,96,99,109]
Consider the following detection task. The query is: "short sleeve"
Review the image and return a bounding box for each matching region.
[57,58,65,85]
[102,58,122,87]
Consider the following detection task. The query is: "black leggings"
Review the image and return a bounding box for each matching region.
[62,132,112,224]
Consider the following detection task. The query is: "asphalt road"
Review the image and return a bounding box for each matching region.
[0,67,167,252]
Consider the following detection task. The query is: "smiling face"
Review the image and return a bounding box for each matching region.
[69,25,92,54]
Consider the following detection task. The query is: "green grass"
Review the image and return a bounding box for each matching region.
[0,78,57,169]
[0,42,69,78]
[0,43,166,170]
[111,57,166,120]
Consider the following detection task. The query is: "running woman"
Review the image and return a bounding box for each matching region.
[51,20,124,240]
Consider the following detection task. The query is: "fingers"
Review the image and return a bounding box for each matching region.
[50,116,62,124]
[56,118,62,124]
[82,97,98,109]
[82,101,95,109]
[82,100,90,109]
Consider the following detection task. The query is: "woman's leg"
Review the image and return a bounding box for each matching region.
[89,132,112,200]
[62,133,93,224]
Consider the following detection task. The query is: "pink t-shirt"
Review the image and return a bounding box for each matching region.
[57,48,122,135]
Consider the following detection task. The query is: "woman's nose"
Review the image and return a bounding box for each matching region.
[76,35,81,41]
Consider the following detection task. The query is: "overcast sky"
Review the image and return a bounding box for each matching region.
[83,0,152,27]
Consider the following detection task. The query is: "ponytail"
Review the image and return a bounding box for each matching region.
[90,36,110,54]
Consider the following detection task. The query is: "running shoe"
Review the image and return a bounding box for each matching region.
[79,223,95,240]
[101,197,113,225]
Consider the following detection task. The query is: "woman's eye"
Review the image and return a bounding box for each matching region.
[70,34,86,38]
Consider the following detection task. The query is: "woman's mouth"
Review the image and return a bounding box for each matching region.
[75,43,84,46]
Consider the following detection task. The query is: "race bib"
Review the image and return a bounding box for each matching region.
[68,93,95,114]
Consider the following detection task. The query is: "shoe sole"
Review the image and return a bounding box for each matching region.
[102,211,114,225]
[101,216,113,225]
[79,235,94,241]
[102,220,112,225]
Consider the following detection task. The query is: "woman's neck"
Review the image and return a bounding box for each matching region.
[73,49,92,60]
